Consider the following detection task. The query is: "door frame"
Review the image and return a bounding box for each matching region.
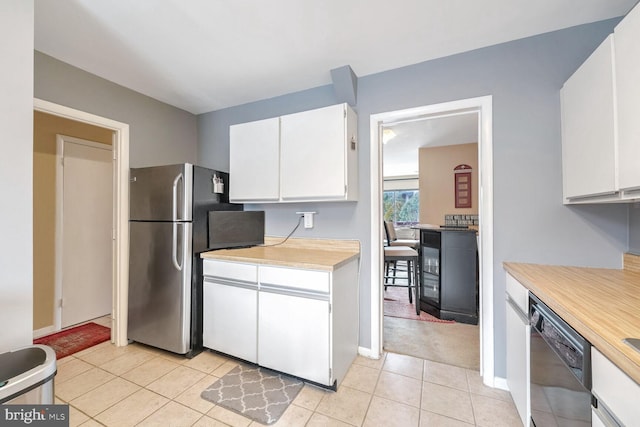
[35,98,130,347]
[54,135,113,330]
[369,95,496,386]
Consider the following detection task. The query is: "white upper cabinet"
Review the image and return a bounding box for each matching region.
[229,117,280,202]
[615,3,640,195]
[561,1,640,204]
[561,35,617,202]
[229,103,358,203]
[280,103,358,201]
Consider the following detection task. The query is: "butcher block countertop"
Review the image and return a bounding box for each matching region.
[201,237,360,271]
[504,258,640,385]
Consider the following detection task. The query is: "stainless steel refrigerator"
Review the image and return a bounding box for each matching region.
[128,163,240,356]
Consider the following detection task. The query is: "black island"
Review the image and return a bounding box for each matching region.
[412,225,478,325]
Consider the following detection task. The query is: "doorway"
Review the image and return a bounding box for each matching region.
[56,135,113,328]
[34,99,130,347]
[370,96,496,385]
[381,113,481,370]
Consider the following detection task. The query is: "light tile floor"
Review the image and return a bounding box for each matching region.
[55,340,520,427]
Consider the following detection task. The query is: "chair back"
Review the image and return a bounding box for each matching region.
[384,221,397,244]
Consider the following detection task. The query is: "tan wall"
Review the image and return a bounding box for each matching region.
[33,111,113,330]
[418,143,478,225]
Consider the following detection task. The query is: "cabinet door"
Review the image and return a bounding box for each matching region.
[258,290,331,385]
[203,278,258,362]
[615,4,640,192]
[229,117,280,202]
[505,275,530,427]
[280,104,347,201]
[561,35,617,201]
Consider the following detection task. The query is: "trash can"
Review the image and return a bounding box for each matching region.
[0,344,57,404]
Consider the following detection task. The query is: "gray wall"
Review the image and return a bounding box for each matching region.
[34,52,198,167]
[0,0,34,353]
[198,19,631,379]
[629,205,640,254]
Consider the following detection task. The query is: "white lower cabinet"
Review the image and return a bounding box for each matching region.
[505,273,530,427]
[202,260,258,363]
[202,257,359,388]
[258,289,330,384]
[592,347,640,426]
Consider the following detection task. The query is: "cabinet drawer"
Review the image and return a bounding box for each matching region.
[259,266,329,293]
[203,259,257,283]
[592,347,640,425]
[506,273,529,313]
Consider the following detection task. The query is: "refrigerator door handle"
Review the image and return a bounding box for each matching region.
[172,222,183,271]
[172,172,184,221]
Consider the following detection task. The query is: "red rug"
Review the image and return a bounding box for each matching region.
[34,322,111,359]
[384,287,455,323]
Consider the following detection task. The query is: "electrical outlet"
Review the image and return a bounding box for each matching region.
[296,211,316,229]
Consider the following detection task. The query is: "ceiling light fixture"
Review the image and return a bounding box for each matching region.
[382,128,396,144]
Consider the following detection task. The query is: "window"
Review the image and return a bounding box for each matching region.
[383,190,419,225]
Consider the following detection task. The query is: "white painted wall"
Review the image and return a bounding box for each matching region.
[0,0,34,353]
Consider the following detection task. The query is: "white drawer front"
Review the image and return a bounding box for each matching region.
[203,259,257,283]
[506,273,529,313]
[592,347,640,426]
[259,265,329,293]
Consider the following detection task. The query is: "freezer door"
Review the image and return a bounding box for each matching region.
[128,221,192,354]
[130,164,193,221]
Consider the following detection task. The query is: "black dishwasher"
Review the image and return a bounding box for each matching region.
[529,294,592,426]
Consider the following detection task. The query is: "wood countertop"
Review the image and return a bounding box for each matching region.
[200,237,360,271]
[503,261,640,385]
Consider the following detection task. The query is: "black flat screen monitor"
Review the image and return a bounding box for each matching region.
[208,210,265,250]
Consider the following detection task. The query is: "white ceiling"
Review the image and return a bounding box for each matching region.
[383,113,479,178]
[34,0,637,115]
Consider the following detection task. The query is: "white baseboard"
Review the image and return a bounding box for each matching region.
[358,346,381,359]
[492,376,509,391]
[33,325,57,339]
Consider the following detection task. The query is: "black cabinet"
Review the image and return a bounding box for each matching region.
[418,228,478,324]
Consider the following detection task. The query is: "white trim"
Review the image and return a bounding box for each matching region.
[357,346,380,360]
[493,376,509,391]
[34,99,130,347]
[54,135,113,331]
[369,96,495,385]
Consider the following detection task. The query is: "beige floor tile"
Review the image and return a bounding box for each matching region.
[419,410,474,427]
[341,363,381,393]
[55,357,94,384]
[306,413,353,426]
[78,420,105,427]
[465,369,513,402]
[383,352,424,380]
[292,384,329,411]
[68,405,90,427]
[75,342,134,366]
[192,415,231,426]
[120,356,180,386]
[211,360,239,378]
[147,365,206,399]
[70,377,140,417]
[421,382,475,425]
[73,340,112,358]
[174,374,218,414]
[471,393,521,427]
[363,396,420,427]
[374,370,422,408]
[99,349,155,375]
[55,367,115,402]
[423,360,469,392]
[137,401,202,427]
[56,355,77,366]
[315,385,372,426]
[262,404,312,426]
[352,353,386,370]
[183,350,228,373]
[207,405,252,427]
[94,388,169,427]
